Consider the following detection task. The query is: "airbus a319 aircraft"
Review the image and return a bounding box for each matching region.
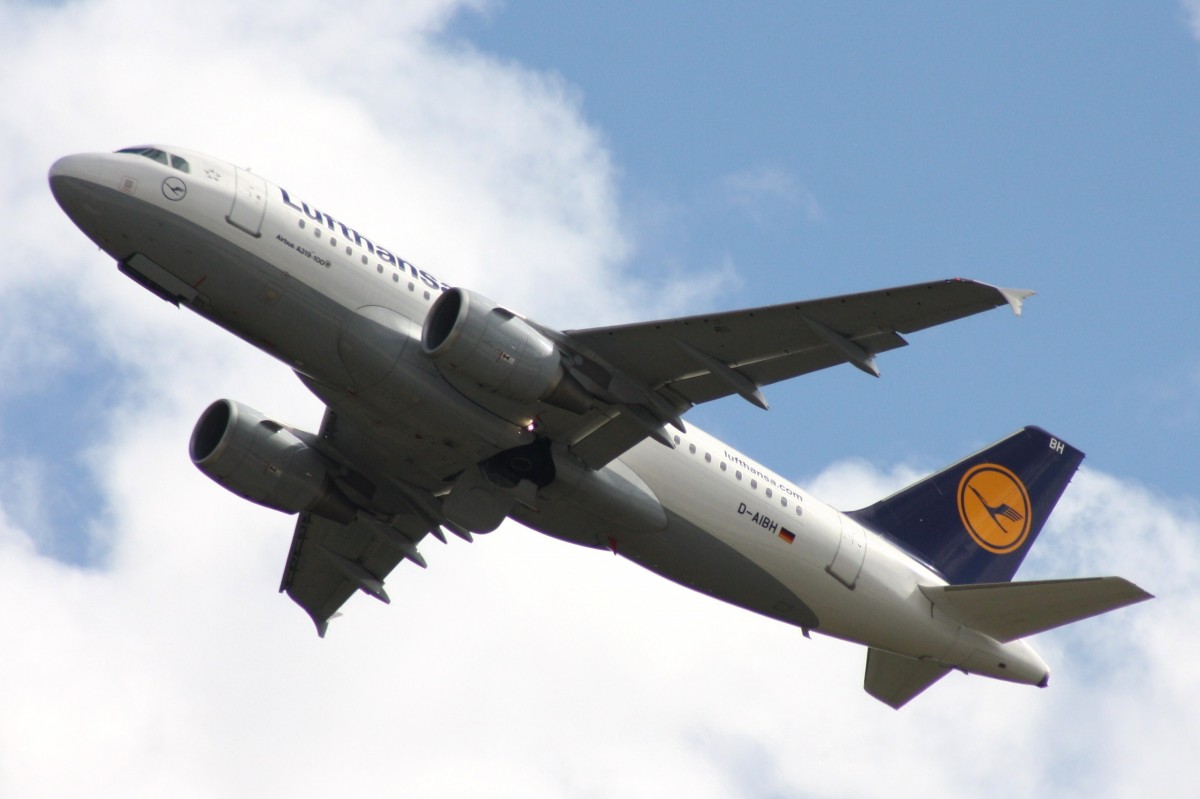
[50,145,1151,708]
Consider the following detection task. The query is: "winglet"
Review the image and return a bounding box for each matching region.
[998,287,1035,317]
[298,602,337,638]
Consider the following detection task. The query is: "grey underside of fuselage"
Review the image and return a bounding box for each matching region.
[513,503,821,632]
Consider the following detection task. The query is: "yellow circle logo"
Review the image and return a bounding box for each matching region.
[957,463,1031,554]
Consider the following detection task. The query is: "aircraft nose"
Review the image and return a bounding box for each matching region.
[49,153,115,217]
[49,154,77,180]
[50,152,100,185]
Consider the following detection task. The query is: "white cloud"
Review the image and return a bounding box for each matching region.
[1,0,1194,796]
[2,438,1190,796]
[1183,0,1200,42]
[723,165,824,224]
[800,457,925,509]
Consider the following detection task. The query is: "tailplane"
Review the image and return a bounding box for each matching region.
[849,426,1083,584]
[864,648,951,709]
[918,577,1153,642]
[865,577,1153,709]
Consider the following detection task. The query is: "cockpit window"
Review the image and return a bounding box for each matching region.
[118,146,169,165]
[117,146,188,173]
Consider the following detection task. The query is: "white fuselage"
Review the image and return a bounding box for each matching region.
[49,146,1050,688]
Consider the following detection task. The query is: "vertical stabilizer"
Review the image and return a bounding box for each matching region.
[849,427,1083,584]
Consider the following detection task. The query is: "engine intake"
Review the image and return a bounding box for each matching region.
[422,288,590,414]
[190,399,356,523]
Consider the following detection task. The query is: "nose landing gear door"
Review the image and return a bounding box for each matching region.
[226,167,267,237]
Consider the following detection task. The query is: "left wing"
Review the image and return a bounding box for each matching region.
[278,409,459,636]
[279,512,433,637]
[558,279,1032,467]
[281,512,400,637]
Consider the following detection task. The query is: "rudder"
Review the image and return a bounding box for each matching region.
[848,427,1083,584]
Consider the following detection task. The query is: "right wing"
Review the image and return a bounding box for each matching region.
[557,279,1032,467]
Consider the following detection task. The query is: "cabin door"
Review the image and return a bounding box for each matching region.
[226,168,267,237]
[827,516,867,589]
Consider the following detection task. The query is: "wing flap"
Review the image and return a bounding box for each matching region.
[569,413,659,469]
[566,279,1022,399]
[919,577,1154,643]
[667,329,907,405]
[561,280,1026,465]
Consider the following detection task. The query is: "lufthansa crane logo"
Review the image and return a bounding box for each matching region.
[162,176,187,201]
[957,463,1031,554]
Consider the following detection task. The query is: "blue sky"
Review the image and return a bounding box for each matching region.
[0,1,1196,796]
[456,2,1200,495]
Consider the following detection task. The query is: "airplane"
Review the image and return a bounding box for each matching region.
[49,145,1151,709]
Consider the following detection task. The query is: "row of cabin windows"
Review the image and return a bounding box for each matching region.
[297,218,431,300]
[673,434,802,515]
[116,146,434,300]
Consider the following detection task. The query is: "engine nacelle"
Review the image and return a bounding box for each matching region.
[189,399,356,523]
[422,288,590,413]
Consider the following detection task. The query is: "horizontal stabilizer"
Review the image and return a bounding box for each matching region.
[919,577,1153,642]
[864,648,951,709]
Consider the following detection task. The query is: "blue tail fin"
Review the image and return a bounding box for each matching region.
[848,427,1083,584]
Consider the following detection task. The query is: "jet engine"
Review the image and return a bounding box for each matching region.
[422,288,590,414]
[189,399,356,523]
